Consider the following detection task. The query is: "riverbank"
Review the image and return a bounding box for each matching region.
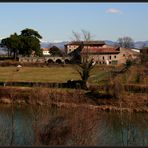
[0,86,147,113]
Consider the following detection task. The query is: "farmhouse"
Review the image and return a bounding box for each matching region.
[65,41,139,65]
[41,48,51,56]
[81,46,120,65]
[117,47,139,65]
[65,41,105,54]
[18,41,139,65]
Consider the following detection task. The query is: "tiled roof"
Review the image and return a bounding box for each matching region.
[83,41,105,45]
[66,40,105,46]
[41,48,49,51]
[81,47,120,54]
[66,41,82,45]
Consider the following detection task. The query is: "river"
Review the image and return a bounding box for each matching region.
[0,104,147,146]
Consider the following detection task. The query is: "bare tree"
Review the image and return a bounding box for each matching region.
[117,36,134,48]
[72,31,81,41]
[81,30,93,41]
[75,59,96,89]
[72,30,94,41]
[71,30,96,89]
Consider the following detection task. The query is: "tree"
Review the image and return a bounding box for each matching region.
[9,33,21,59]
[1,28,43,58]
[1,37,11,56]
[49,46,63,56]
[72,30,93,41]
[81,29,93,41]
[72,30,96,89]
[21,28,42,39]
[140,47,148,64]
[19,36,42,57]
[75,59,95,89]
[72,31,81,41]
[1,33,21,59]
[71,30,94,63]
[125,59,132,69]
[117,36,134,48]
[19,28,42,57]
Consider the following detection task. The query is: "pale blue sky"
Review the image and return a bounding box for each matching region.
[0,3,148,42]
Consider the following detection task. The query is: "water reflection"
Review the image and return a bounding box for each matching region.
[95,112,148,146]
[0,104,147,146]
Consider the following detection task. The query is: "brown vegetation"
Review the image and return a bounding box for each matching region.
[36,107,100,146]
[0,86,147,113]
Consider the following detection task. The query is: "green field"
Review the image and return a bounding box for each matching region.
[0,66,109,83]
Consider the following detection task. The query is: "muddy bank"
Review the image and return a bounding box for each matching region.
[51,102,148,113]
[0,87,147,113]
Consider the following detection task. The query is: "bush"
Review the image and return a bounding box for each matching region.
[135,71,141,83]
[125,59,132,69]
[110,79,124,99]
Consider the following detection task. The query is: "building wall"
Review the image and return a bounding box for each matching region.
[117,48,139,65]
[43,51,50,56]
[66,43,139,65]
[82,48,139,65]
[66,45,79,54]
[82,53,119,65]
[41,48,51,56]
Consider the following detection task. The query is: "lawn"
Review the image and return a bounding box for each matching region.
[0,65,110,83]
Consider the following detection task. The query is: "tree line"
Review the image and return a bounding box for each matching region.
[1,28,42,59]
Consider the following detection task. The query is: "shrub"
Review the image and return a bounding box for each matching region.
[110,79,124,99]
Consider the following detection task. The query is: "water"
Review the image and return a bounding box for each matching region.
[0,104,147,146]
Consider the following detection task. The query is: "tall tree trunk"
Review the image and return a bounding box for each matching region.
[13,52,17,60]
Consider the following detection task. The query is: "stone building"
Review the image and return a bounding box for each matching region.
[81,46,120,65]
[65,41,139,65]
[41,48,51,56]
[65,41,105,54]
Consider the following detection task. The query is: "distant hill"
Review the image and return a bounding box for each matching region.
[40,41,50,48]
[134,41,148,49]
[40,41,68,53]
[0,47,7,55]
[105,40,117,46]
[105,40,148,49]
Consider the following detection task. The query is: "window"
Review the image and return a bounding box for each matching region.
[123,54,125,57]
[103,56,104,60]
[114,55,116,59]
[109,56,111,59]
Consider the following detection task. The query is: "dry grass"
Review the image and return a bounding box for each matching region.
[0,62,147,85]
[0,66,80,82]
[37,107,100,146]
[114,65,148,85]
[0,86,147,112]
[0,66,110,84]
[0,87,93,106]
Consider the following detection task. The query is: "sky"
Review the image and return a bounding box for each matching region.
[0,3,148,42]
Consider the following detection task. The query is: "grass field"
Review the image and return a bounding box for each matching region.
[1,64,147,85]
[0,65,110,83]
